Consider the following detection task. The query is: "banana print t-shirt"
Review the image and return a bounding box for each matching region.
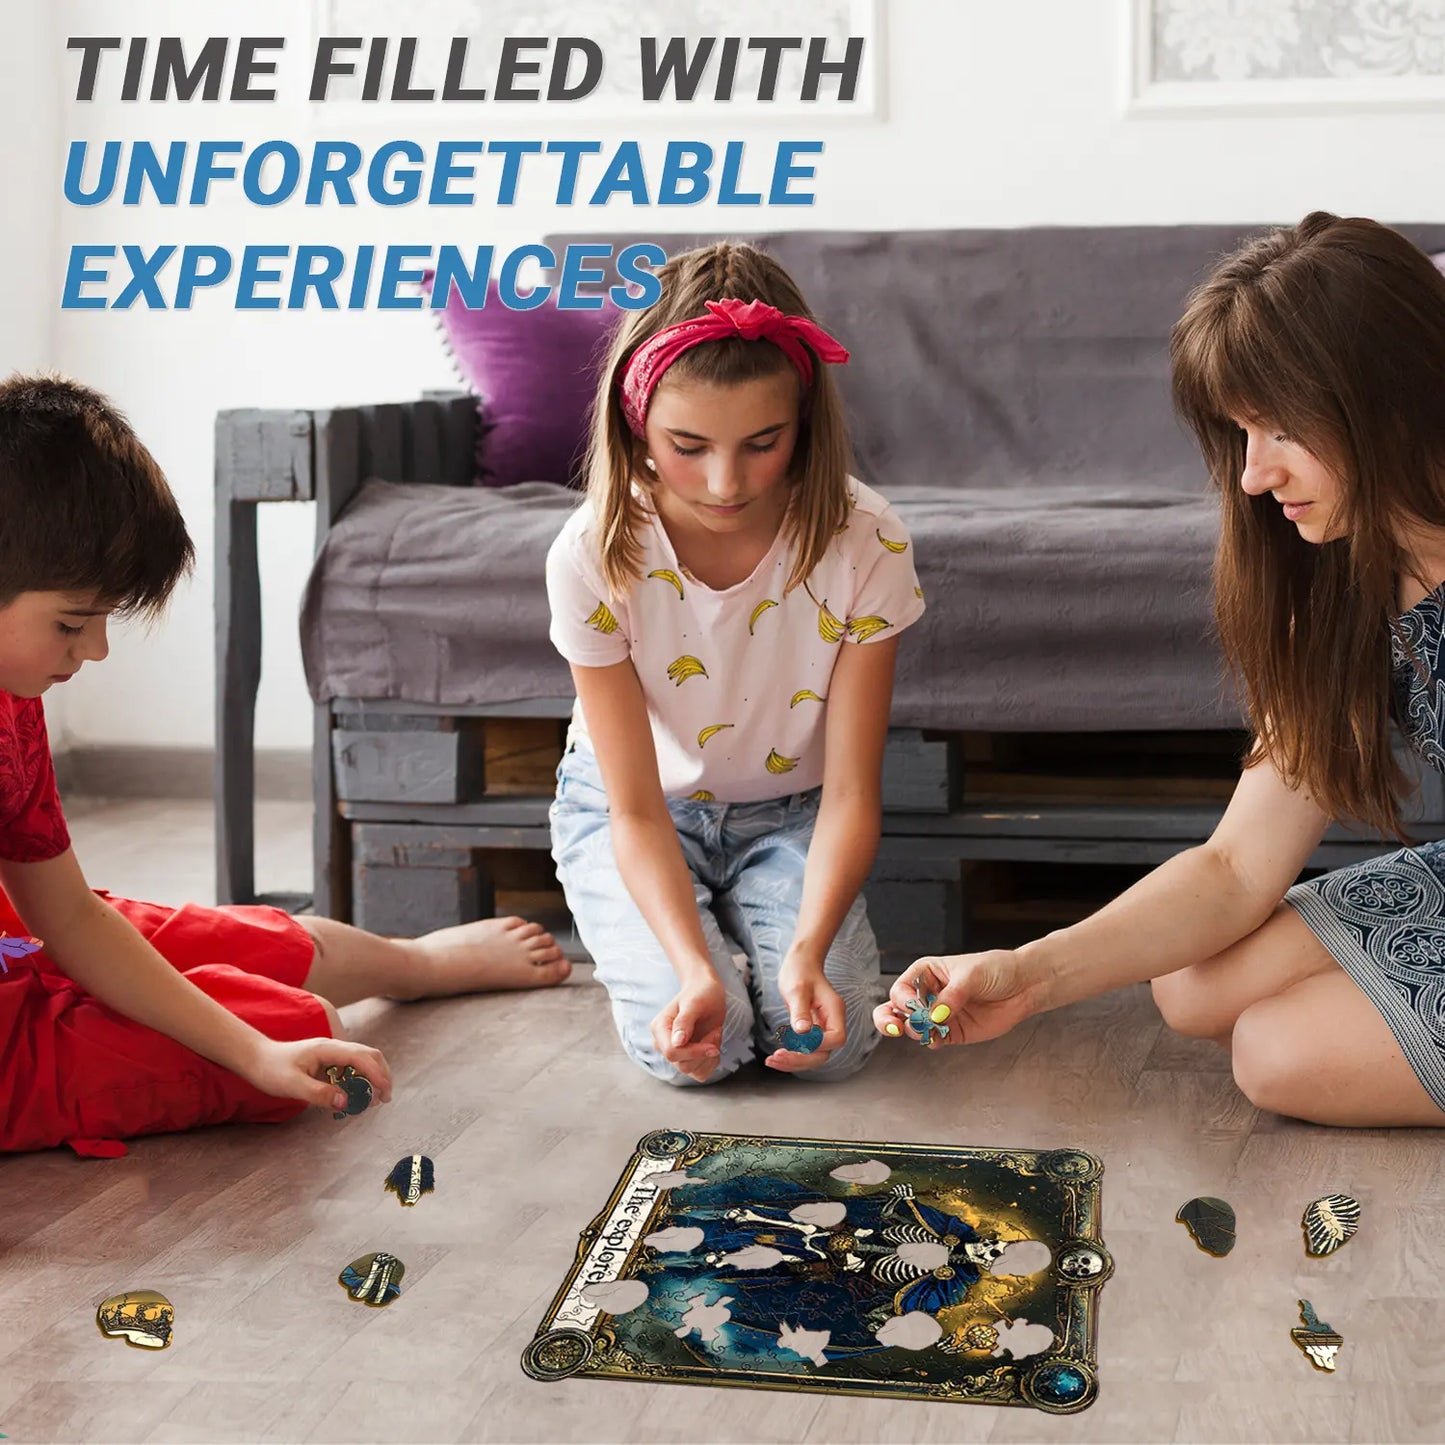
[545,478,925,803]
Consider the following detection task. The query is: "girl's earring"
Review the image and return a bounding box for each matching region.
[645,457,657,471]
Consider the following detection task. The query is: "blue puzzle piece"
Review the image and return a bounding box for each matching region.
[906,990,951,1047]
[775,1022,825,1054]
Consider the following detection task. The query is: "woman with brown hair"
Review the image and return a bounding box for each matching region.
[874,211,1445,1128]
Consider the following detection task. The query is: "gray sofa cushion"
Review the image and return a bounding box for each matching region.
[892,484,1234,730]
[301,478,1235,730]
[303,225,1445,732]
[542,225,1445,496]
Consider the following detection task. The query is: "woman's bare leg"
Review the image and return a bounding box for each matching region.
[297,915,570,1009]
[1146,901,1442,1124]
[1150,902,1337,1045]
[1230,970,1445,1126]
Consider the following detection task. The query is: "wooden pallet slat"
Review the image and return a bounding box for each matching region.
[352,862,491,936]
[415,390,477,486]
[333,720,484,805]
[881,729,956,813]
[332,715,564,805]
[216,395,1445,959]
[357,402,406,484]
[216,408,314,502]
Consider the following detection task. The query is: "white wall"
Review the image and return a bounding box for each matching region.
[31,0,1445,750]
[2,1,68,744]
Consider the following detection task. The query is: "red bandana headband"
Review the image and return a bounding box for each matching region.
[620,297,850,437]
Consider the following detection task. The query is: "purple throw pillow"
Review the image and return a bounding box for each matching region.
[425,275,619,488]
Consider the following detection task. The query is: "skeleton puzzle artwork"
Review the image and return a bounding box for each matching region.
[522,1130,1112,1413]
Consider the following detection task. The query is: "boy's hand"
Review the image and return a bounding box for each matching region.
[766,952,847,1074]
[874,950,1041,1048]
[652,977,728,1082]
[241,1037,394,1111]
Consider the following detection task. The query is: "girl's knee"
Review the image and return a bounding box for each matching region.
[818,930,881,1006]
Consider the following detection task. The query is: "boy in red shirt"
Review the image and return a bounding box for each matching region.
[0,374,569,1156]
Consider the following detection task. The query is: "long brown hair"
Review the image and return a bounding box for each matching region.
[1172,212,1445,836]
[585,242,854,597]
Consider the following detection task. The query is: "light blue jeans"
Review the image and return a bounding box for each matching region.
[549,743,882,1087]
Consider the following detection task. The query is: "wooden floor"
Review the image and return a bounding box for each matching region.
[1,799,1442,1445]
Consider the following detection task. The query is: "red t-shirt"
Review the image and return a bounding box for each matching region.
[0,691,71,863]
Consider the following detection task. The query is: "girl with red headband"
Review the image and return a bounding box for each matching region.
[546,242,925,1085]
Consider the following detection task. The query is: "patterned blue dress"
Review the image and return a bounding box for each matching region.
[1285,588,1445,1112]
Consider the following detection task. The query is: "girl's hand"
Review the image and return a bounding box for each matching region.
[767,953,847,1074]
[652,977,729,1082]
[873,951,1042,1048]
[240,1036,394,1110]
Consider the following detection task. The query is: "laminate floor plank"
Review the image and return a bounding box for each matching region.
[0,799,1438,1443]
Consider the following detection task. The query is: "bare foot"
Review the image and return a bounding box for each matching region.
[388,917,572,1000]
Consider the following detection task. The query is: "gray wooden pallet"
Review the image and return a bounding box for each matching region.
[215,395,1445,958]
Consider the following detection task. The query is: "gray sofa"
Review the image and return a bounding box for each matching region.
[214,224,1445,958]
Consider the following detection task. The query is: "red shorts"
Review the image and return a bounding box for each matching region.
[0,890,327,1156]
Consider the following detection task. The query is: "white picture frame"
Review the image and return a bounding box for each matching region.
[1125,0,1445,116]
[307,0,885,126]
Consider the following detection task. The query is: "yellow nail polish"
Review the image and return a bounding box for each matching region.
[885,1022,901,1037]
[930,1003,951,1023]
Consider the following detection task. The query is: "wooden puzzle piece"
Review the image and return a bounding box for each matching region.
[1290,1300,1343,1372]
[1302,1195,1359,1257]
[939,1321,1002,1355]
[384,1154,434,1206]
[1177,1197,1236,1256]
[339,1252,404,1306]
[325,1065,372,1120]
[775,1022,825,1054]
[700,1206,841,1268]
[904,991,951,1046]
[96,1290,173,1349]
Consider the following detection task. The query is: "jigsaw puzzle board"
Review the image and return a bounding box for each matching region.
[522,1129,1112,1413]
